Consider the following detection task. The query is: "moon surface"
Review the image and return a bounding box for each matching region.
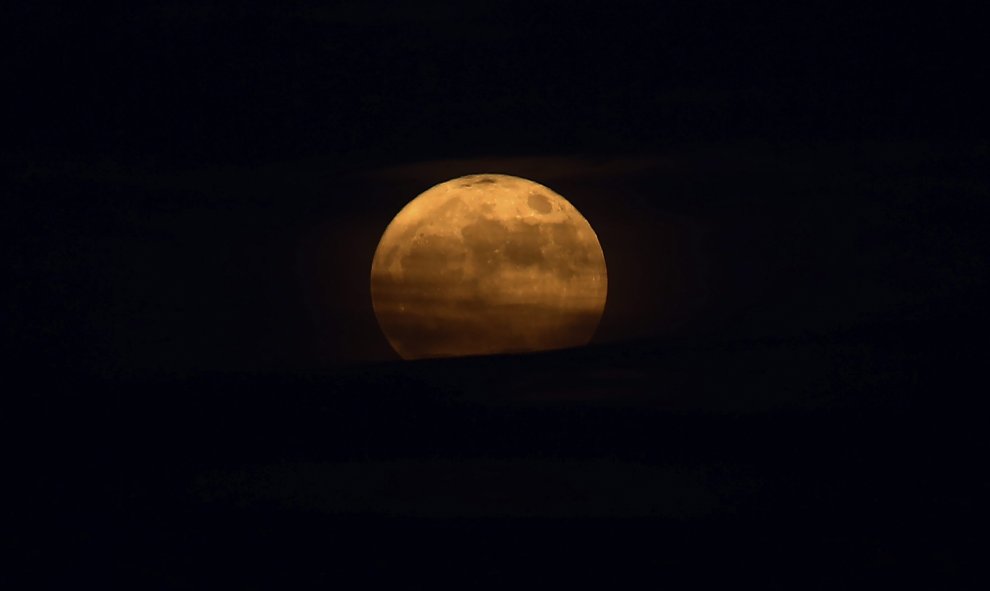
[371,174,607,359]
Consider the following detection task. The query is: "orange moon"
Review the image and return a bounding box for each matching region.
[371,174,607,360]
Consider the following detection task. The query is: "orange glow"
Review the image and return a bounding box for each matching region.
[371,174,607,359]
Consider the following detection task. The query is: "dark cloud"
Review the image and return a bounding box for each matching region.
[194,458,725,518]
[371,298,603,360]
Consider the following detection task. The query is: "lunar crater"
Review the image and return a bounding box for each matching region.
[528,193,552,214]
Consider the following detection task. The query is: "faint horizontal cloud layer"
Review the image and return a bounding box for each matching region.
[193,459,740,518]
[371,155,674,185]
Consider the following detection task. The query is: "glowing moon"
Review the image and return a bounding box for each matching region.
[371,174,607,360]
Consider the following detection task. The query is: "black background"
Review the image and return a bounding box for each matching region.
[7,1,989,588]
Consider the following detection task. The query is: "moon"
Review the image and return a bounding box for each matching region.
[371,174,607,360]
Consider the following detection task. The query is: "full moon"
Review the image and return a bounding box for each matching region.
[371,174,607,359]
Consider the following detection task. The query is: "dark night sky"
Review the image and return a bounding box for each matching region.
[8,3,990,587]
[6,1,988,377]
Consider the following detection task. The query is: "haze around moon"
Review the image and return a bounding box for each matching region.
[371,174,607,359]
